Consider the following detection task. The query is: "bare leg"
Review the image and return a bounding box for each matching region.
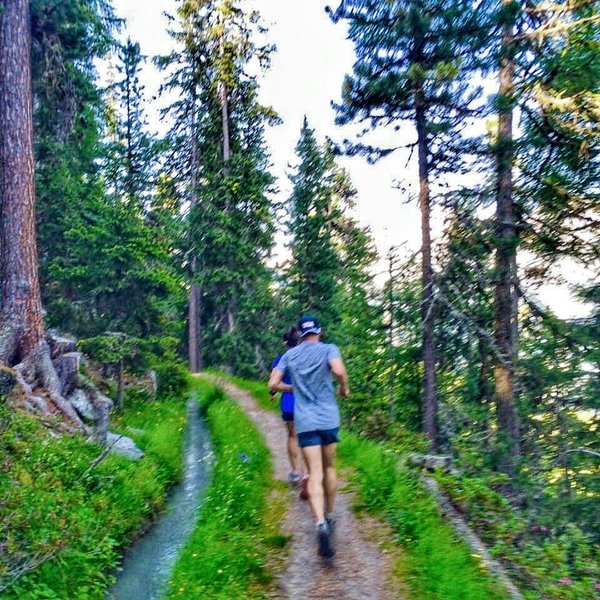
[302,445,326,522]
[286,421,301,474]
[322,443,337,515]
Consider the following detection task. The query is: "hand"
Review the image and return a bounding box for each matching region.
[270,390,277,403]
[339,384,349,398]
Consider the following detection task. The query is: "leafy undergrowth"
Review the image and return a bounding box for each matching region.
[338,433,509,600]
[166,378,287,599]
[0,394,187,599]
[433,471,600,600]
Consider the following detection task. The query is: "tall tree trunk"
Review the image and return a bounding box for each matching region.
[0,0,44,364]
[188,106,203,373]
[219,26,235,340]
[415,89,438,448]
[493,3,521,473]
[0,0,83,428]
[387,249,396,416]
[220,81,231,166]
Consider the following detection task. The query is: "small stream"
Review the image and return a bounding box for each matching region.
[106,397,213,600]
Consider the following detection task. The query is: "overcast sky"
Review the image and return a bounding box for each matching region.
[108,0,592,318]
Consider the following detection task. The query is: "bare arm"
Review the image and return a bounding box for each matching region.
[329,358,349,397]
[268,368,293,394]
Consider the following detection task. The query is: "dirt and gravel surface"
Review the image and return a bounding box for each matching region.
[207,376,403,600]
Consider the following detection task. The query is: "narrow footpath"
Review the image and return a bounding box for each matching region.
[207,376,402,600]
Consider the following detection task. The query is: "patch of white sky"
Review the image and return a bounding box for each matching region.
[106,0,592,319]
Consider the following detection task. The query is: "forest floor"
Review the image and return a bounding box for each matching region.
[204,375,405,600]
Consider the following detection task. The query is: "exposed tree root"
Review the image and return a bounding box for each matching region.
[4,339,87,433]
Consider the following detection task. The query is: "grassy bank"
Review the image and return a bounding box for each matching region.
[166,378,287,599]
[338,433,508,599]
[0,394,188,599]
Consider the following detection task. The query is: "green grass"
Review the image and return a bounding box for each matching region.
[166,378,287,599]
[338,433,508,600]
[0,393,188,600]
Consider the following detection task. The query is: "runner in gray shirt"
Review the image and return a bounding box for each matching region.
[269,315,349,558]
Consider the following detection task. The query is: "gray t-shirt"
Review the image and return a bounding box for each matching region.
[275,341,341,434]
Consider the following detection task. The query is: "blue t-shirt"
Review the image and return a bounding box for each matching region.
[272,355,295,414]
[274,342,341,434]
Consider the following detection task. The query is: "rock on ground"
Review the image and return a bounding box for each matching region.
[106,432,144,460]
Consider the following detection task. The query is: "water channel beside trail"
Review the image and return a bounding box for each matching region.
[106,397,213,600]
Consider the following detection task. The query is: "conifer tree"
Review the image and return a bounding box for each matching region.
[285,120,343,331]
[105,39,156,207]
[331,0,484,447]
[159,0,278,375]
[285,120,388,429]
[0,0,81,425]
[483,0,599,472]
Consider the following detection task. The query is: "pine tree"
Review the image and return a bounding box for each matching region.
[285,120,343,331]
[482,0,599,473]
[159,0,278,376]
[32,0,117,320]
[105,39,156,207]
[331,0,484,447]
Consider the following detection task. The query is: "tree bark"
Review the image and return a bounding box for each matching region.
[415,87,438,448]
[188,104,203,373]
[387,249,396,416]
[0,1,85,430]
[0,0,44,364]
[493,3,521,473]
[188,257,202,374]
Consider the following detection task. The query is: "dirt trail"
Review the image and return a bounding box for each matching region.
[208,376,401,600]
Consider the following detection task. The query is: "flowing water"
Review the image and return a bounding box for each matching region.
[106,397,213,600]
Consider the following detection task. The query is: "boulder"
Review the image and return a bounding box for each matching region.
[47,332,77,358]
[68,389,113,444]
[55,352,83,396]
[91,393,113,444]
[69,389,96,422]
[409,453,454,472]
[106,432,144,460]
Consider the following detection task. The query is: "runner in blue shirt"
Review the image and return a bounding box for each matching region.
[271,327,306,488]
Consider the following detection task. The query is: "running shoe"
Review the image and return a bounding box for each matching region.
[316,520,335,558]
[325,511,336,533]
[288,472,302,485]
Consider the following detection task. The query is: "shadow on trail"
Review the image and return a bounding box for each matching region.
[106,397,213,600]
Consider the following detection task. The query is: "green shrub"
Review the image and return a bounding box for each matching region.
[155,360,190,398]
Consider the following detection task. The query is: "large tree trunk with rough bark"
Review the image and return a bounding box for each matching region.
[493,4,521,474]
[415,88,438,448]
[0,0,44,364]
[0,0,83,429]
